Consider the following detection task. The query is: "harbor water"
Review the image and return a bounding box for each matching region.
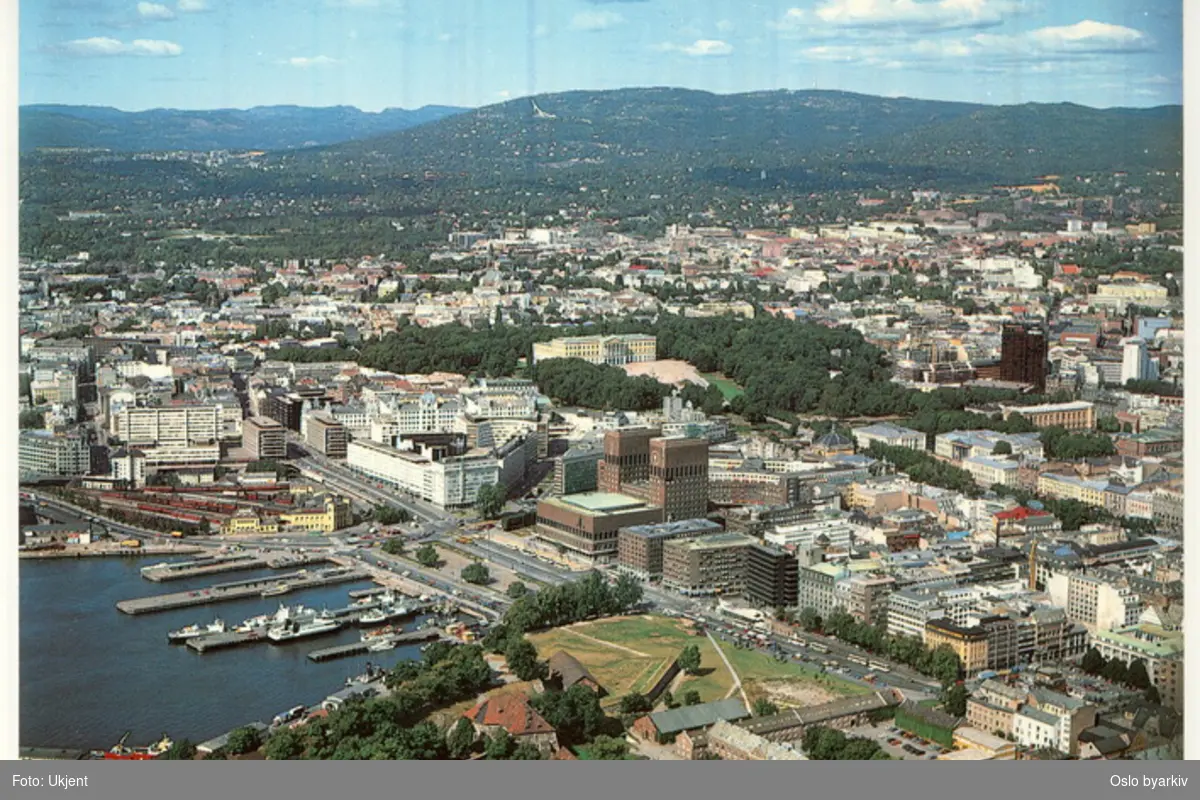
[20,556,433,750]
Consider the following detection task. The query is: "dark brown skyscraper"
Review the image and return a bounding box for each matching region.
[598,427,657,494]
[1000,324,1047,391]
[649,437,709,522]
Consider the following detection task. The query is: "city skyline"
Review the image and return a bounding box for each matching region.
[20,0,1184,112]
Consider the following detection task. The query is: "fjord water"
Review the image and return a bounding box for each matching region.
[20,557,424,749]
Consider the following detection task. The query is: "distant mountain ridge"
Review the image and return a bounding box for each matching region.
[290,87,1181,189]
[19,104,467,153]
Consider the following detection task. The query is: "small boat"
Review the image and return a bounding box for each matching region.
[261,583,290,598]
[367,638,397,652]
[361,625,399,642]
[97,732,173,760]
[167,619,226,643]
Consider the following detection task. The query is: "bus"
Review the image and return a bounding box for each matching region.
[869,661,891,672]
[810,642,829,654]
[847,654,868,666]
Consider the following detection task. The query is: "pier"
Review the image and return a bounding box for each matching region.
[141,553,328,582]
[187,628,268,653]
[307,629,442,662]
[115,567,367,615]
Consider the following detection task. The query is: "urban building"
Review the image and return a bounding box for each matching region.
[852,422,925,452]
[616,518,722,581]
[1000,324,1047,391]
[650,436,709,521]
[924,619,989,674]
[113,404,221,447]
[553,443,601,495]
[1120,337,1158,384]
[597,427,657,494]
[346,432,536,509]
[531,334,656,366]
[661,532,756,596]
[242,416,286,460]
[305,411,348,458]
[19,430,91,476]
[845,573,896,627]
[744,544,799,609]
[536,492,663,563]
[1046,572,1144,633]
[999,401,1096,431]
[1091,623,1184,712]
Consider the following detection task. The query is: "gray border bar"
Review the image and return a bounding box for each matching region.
[6,761,1199,800]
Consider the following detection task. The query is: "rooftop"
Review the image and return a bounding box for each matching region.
[646,698,749,735]
[547,492,650,515]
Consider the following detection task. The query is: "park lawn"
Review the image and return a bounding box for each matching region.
[702,373,745,400]
[716,640,869,700]
[529,615,733,702]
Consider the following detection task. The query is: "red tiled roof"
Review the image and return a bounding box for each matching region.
[465,694,555,737]
[994,506,1049,521]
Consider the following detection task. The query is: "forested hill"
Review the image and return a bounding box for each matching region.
[19,104,466,153]
[286,88,1182,189]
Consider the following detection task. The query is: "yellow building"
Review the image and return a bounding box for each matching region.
[531,334,657,366]
[222,510,280,536]
[1037,473,1106,507]
[951,727,1018,760]
[925,619,990,675]
[279,495,353,533]
[1000,401,1095,431]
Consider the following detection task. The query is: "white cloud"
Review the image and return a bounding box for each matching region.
[62,36,182,56]
[437,32,454,42]
[281,55,341,68]
[177,0,210,11]
[1029,20,1148,51]
[570,10,624,31]
[813,0,1023,31]
[658,39,734,57]
[496,90,512,99]
[715,19,734,33]
[130,39,183,55]
[138,2,175,20]
[533,24,550,38]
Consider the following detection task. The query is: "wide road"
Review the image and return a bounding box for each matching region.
[353,549,510,616]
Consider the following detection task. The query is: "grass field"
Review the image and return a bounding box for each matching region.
[529,615,868,711]
[528,615,733,705]
[701,373,745,400]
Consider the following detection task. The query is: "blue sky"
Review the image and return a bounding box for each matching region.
[20,0,1183,111]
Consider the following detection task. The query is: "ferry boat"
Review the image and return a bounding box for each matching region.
[167,619,227,643]
[358,602,412,626]
[96,732,173,760]
[267,616,342,642]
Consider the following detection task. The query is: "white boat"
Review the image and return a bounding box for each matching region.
[367,638,397,652]
[267,616,342,642]
[167,618,226,643]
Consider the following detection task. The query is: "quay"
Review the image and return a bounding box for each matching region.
[140,553,328,582]
[19,544,205,560]
[115,567,367,615]
[307,629,441,662]
[187,628,268,653]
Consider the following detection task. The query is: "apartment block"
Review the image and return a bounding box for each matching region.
[661,532,755,596]
[306,411,348,458]
[744,544,799,609]
[243,416,286,460]
[617,518,722,581]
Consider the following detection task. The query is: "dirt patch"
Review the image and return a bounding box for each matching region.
[622,359,708,387]
[749,679,840,709]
